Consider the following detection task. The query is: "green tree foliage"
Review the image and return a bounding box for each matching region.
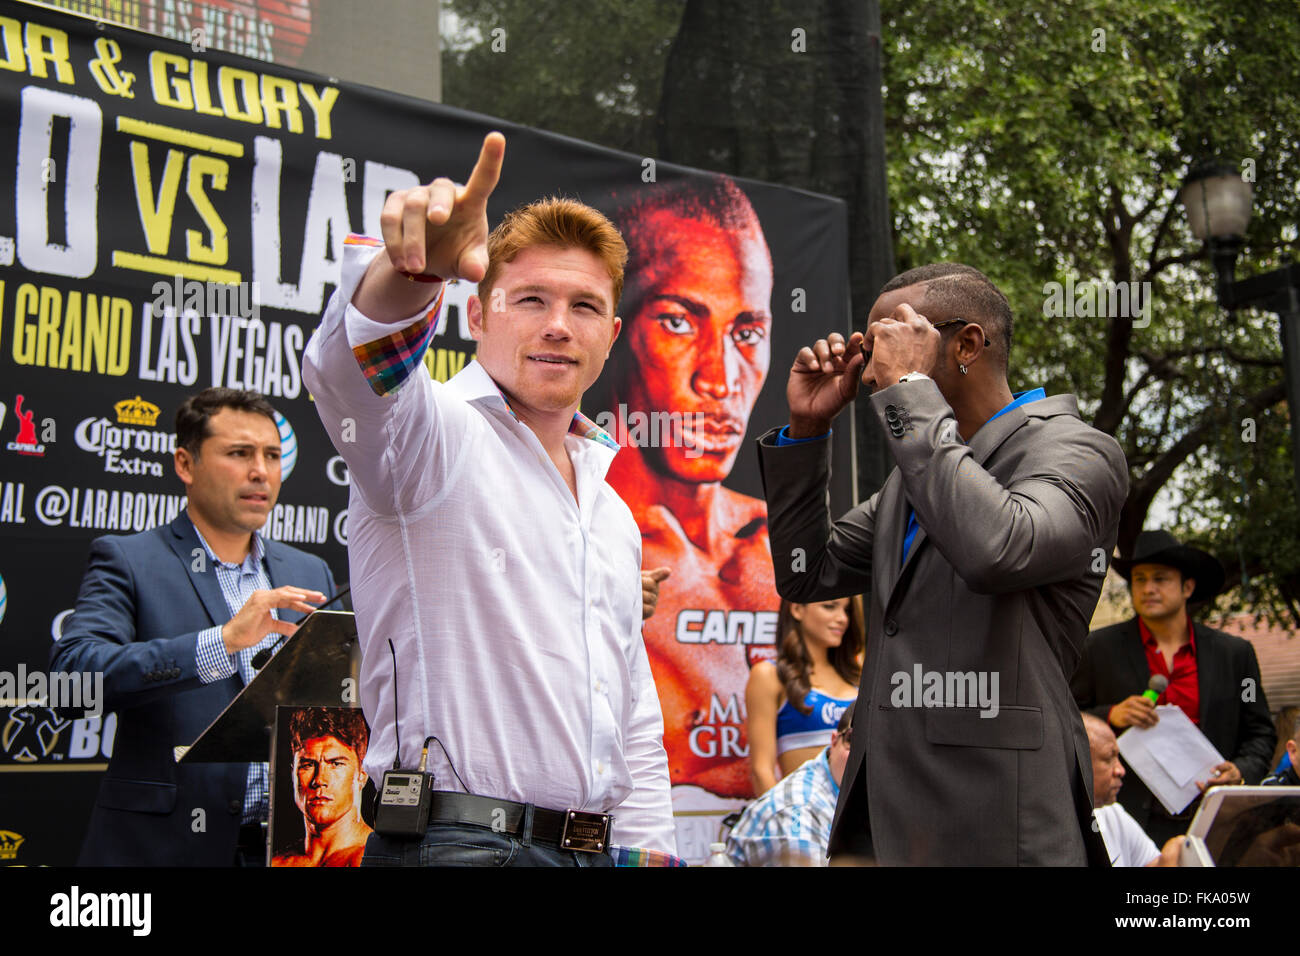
[880,0,1300,621]
[441,0,684,155]
[441,0,1300,621]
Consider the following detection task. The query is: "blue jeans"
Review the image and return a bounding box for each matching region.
[360,823,614,867]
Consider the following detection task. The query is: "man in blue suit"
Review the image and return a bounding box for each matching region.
[51,388,335,866]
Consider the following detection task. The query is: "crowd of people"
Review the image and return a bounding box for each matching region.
[48,131,1295,868]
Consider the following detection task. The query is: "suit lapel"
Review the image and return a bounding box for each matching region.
[882,406,1032,609]
[1119,618,1151,690]
[263,538,286,588]
[968,403,1030,467]
[166,512,231,627]
[262,539,304,625]
[896,505,927,586]
[873,473,907,605]
[1194,624,1219,728]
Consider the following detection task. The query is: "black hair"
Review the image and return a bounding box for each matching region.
[880,263,1013,367]
[175,387,278,456]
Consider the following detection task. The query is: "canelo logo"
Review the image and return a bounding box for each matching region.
[1,705,71,762]
[5,395,45,456]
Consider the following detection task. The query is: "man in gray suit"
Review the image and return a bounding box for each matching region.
[757,264,1127,865]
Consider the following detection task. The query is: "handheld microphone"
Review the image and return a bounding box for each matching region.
[250,585,351,669]
[1142,674,1169,704]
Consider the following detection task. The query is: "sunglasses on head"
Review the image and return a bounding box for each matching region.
[931,317,992,347]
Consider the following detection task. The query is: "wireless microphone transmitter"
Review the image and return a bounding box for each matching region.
[375,768,434,838]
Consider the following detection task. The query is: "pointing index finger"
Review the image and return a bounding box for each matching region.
[460,132,505,208]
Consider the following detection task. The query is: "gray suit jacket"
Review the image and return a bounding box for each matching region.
[757,379,1127,865]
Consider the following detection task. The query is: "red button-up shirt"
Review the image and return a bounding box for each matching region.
[1138,616,1200,725]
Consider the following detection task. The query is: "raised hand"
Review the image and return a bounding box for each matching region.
[861,302,941,392]
[786,331,868,437]
[221,585,325,655]
[379,132,505,282]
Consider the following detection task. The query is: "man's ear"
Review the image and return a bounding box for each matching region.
[610,315,622,351]
[1182,577,1196,601]
[955,323,986,368]
[174,447,195,487]
[468,293,485,341]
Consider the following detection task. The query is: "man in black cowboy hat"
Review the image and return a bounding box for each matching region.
[1071,530,1276,845]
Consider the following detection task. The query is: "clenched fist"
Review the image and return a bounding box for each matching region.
[862,303,942,392]
[642,567,671,620]
[1108,695,1158,729]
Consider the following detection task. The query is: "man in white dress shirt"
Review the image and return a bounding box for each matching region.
[1085,714,1180,867]
[303,133,676,864]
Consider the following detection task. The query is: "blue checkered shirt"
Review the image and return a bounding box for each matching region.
[191,522,281,824]
[726,748,840,866]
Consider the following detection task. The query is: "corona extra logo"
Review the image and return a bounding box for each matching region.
[0,830,24,861]
[114,395,162,427]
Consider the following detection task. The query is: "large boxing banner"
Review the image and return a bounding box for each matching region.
[0,3,852,864]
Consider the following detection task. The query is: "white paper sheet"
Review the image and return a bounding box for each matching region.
[1117,705,1225,816]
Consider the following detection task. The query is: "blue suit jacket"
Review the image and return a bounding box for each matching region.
[50,512,336,866]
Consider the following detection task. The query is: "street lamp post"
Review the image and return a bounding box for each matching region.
[1179,162,1300,506]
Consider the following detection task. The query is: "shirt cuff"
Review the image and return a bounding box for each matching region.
[342,235,446,397]
[196,627,237,684]
[775,425,831,445]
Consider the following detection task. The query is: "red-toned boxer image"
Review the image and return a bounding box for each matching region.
[271,707,373,867]
[598,178,776,799]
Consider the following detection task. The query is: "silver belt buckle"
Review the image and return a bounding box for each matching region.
[560,809,611,853]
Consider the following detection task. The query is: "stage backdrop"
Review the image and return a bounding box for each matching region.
[0,2,852,864]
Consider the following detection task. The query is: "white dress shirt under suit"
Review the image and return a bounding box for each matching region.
[302,236,675,854]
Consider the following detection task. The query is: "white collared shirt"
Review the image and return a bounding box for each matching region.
[1094,802,1160,867]
[302,238,675,853]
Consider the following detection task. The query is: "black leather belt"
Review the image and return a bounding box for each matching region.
[427,791,612,853]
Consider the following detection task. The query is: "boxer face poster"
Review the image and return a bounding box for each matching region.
[270,706,375,867]
[597,179,776,796]
[588,177,851,858]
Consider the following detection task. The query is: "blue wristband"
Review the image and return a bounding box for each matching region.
[775,425,831,446]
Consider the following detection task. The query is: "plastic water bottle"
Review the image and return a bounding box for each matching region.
[703,842,734,866]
